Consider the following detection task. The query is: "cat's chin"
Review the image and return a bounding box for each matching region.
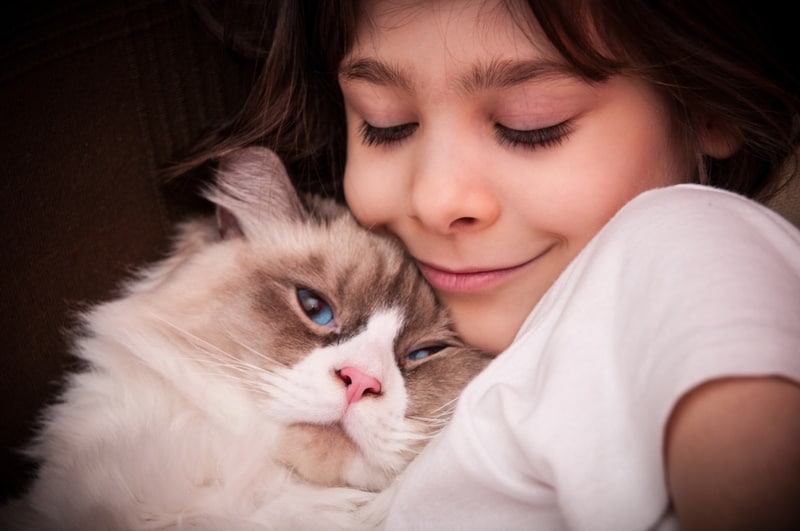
[278,422,384,490]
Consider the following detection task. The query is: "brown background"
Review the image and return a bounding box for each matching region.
[0,0,258,502]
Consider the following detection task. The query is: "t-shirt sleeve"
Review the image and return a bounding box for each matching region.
[603,185,800,437]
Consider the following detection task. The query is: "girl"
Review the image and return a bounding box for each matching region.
[179,1,800,529]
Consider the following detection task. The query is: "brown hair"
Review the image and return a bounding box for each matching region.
[172,0,799,201]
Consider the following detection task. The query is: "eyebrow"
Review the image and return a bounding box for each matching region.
[338,57,573,93]
[461,58,574,92]
[338,58,414,92]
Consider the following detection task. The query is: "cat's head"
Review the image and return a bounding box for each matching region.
[111,147,492,491]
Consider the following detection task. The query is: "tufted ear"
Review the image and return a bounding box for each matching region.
[206,146,307,239]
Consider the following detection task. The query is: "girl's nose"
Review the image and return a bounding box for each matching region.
[408,150,500,235]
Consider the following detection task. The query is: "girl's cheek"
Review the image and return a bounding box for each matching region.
[345,136,412,226]
[344,165,384,227]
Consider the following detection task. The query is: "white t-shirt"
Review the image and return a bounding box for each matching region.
[383,184,800,531]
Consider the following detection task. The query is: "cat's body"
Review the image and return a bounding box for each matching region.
[3,148,490,531]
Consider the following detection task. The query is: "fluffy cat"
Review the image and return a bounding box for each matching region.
[2,147,491,531]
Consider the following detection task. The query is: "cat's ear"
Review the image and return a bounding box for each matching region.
[207,146,307,240]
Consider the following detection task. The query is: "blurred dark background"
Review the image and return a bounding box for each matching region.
[0,0,259,502]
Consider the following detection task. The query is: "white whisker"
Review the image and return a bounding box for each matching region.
[428,396,460,416]
[145,312,272,375]
[226,334,289,370]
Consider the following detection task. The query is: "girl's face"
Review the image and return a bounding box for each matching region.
[340,0,692,354]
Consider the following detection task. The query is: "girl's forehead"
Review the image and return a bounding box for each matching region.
[346,0,562,68]
[354,0,527,36]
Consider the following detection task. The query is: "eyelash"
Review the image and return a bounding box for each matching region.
[494,121,572,150]
[358,122,418,147]
[357,120,572,150]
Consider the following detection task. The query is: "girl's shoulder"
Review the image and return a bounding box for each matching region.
[578,183,800,296]
[611,183,800,248]
[517,183,800,341]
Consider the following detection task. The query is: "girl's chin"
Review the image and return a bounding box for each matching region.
[440,297,531,355]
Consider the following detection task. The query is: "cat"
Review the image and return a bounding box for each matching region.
[1,147,491,531]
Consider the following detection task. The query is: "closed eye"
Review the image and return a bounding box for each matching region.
[407,345,445,362]
[494,120,572,150]
[296,288,336,327]
[358,121,418,147]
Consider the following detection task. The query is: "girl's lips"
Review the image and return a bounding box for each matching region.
[416,252,546,293]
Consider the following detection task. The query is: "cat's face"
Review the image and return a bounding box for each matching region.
[242,209,489,491]
[118,148,491,492]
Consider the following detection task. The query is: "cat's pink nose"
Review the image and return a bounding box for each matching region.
[338,366,382,405]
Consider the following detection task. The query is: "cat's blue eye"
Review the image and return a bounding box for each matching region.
[407,346,445,362]
[297,288,335,326]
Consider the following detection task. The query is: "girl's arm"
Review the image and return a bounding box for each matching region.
[666,376,800,530]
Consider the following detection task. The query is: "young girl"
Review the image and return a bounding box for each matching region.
[180,1,800,528]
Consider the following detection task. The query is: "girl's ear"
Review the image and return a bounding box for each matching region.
[698,117,743,159]
[206,146,307,240]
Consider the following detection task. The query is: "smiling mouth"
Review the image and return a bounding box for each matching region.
[416,246,553,293]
